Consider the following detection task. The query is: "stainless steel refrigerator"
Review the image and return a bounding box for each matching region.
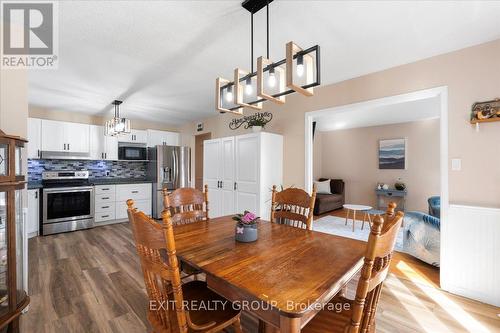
[148,145,191,219]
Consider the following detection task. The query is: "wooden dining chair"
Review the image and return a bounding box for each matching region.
[127,199,242,333]
[163,185,209,226]
[270,185,317,230]
[302,202,404,333]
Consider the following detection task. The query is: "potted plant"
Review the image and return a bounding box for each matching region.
[232,211,259,242]
[247,118,267,132]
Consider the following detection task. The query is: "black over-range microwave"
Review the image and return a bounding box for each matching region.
[118,144,148,160]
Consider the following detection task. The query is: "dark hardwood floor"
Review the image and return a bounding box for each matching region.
[20,222,500,332]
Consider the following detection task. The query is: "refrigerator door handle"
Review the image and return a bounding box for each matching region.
[172,148,178,189]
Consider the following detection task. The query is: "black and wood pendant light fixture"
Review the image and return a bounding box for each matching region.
[216,0,321,114]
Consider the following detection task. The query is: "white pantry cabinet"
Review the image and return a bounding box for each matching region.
[40,119,90,153]
[146,129,180,147]
[27,118,42,159]
[90,125,118,160]
[118,129,148,144]
[27,189,39,238]
[203,132,283,220]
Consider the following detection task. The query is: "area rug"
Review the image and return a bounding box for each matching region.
[312,215,404,251]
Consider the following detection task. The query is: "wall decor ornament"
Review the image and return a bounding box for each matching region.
[470,98,500,123]
[379,138,407,170]
[229,112,272,130]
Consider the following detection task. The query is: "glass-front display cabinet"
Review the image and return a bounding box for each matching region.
[0,130,29,333]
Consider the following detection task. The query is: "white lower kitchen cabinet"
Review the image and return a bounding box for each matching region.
[27,189,39,238]
[94,183,152,225]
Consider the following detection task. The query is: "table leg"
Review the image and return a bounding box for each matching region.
[352,210,356,232]
[362,212,366,230]
[345,209,349,226]
[280,316,301,333]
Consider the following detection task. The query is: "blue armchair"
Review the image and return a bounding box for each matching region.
[428,196,440,218]
[403,211,440,267]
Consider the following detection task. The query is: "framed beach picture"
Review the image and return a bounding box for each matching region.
[379,138,407,169]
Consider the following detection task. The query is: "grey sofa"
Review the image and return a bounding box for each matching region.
[313,178,345,215]
[403,211,440,267]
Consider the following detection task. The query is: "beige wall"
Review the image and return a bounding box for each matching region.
[0,67,29,208]
[312,132,322,180]
[316,119,440,212]
[1,70,28,136]
[29,106,180,132]
[180,39,500,208]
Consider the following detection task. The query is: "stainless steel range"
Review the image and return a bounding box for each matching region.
[41,170,94,235]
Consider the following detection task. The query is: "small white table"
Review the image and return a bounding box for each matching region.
[343,204,372,232]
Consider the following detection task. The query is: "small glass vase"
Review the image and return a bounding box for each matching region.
[235,224,258,243]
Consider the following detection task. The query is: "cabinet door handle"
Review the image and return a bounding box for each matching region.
[105,152,107,159]
[101,215,109,218]
[234,182,237,190]
[131,191,139,194]
[63,143,66,150]
[101,206,109,209]
[101,197,110,200]
[35,191,38,199]
[37,149,40,157]
[68,143,70,150]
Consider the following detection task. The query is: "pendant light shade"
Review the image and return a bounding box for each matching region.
[105,100,131,136]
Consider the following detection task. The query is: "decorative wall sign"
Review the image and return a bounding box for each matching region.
[229,112,273,130]
[196,122,204,132]
[379,138,407,170]
[470,98,500,123]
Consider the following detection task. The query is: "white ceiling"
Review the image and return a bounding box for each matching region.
[314,95,440,132]
[28,1,500,126]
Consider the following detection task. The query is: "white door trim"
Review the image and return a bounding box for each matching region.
[304,86,448,285]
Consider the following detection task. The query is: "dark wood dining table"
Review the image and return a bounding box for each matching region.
[173,216,367,332]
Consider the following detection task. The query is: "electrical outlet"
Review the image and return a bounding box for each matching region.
[451,158,461,171]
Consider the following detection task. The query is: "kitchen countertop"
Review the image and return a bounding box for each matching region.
[27,178,153,189]
[27,182,43,190]
[90,178,153,185]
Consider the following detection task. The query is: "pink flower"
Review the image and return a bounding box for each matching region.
[242,212,256,223]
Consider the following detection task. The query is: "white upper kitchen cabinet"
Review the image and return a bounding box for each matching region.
[90,125,105,159]
[90,125,118,160]
[147,129,180,147]
[27,118,42,158]
[119,129,148,144]
[65,122,90,153]
[41,119,65,152]
[41,119,90,153]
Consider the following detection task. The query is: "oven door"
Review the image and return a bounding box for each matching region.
[43,186,94,224]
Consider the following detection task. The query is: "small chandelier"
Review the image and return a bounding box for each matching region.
[216,0,321,114]
[105,100,131,136]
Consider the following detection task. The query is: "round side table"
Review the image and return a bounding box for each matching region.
[343,204,372,232]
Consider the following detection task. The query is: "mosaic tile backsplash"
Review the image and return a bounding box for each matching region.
[28,159,149,182]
